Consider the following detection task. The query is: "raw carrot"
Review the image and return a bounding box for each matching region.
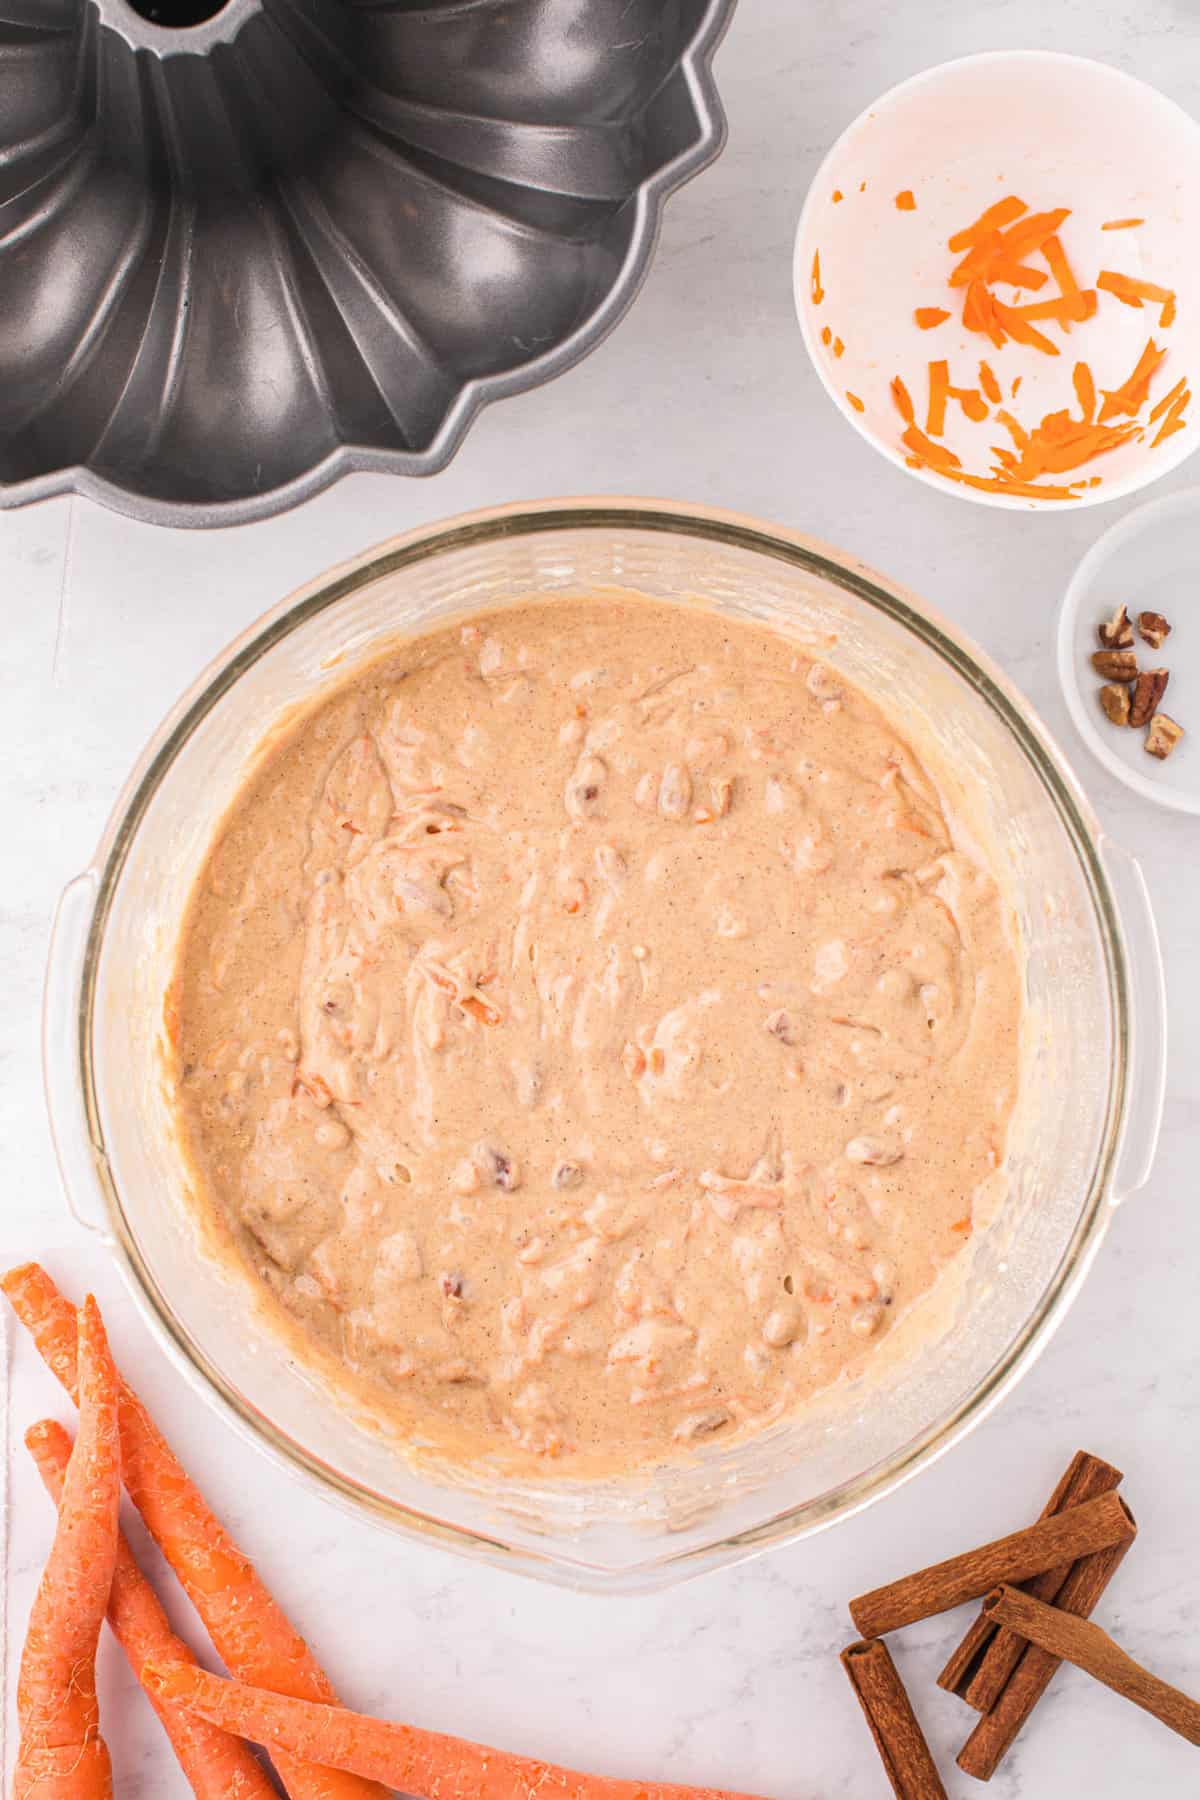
[988,260,1048,291]
[1041,235,1081,300]
[820,324,831,345]
[832,188,844,203]
[1,1265,390,1800]
[979,362,1001,404]
[846,391,865,412]
[145,1662,773,1800]
[914,307,950,329]
[926,360,949,435]
[1098,338,1167,422]
[832,336,845,357]
[890,376,915,425]
[1102,218,1144,230]
[26,1419,276,1800]
[1097,270,1173,307]
[894,189,916,211]
[1073,362,1097,422]
[901,424,961,471]
[1149,375,1188,424]
[947,196,1028,252]
[1152,387,1190,446]
[949,232,1004,289]
[992,300,1059,356]
[991,207,1071,263]
[811,251,824,305]
[1007,291,1096,325]
[962,279,1006,348]
[14,1298,120,1800]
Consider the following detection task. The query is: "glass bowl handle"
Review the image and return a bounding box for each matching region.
[1100,838,1167,1203]
[43,871,114,1242]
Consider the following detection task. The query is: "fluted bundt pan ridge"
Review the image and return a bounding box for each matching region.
[0,0,734,526]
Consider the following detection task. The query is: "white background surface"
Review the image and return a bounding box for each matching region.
[3,2,1199,1794]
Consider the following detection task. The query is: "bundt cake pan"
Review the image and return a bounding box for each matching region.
[0,0,734,527]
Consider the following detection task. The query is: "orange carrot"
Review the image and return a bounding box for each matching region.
[1149,375,1188,423]
[992,300,1059,355]
[14,1298,119,1800]
[950,232,1004,288]
[890,376,915,425]
[995,410,1030,451]
[947,195,1027,251]
[26,1419,276,1800]
[962,279,1007,347]
[832,336,845,357]
[1008,291,1097,325]
[811,251,824,304]
[901,424,961,471]
[1,1265,390,1800]
[845,391,865,413]
[894,189,916,211]
[979,361,1001,404]
[992,206,1071,263]
[1097,270,1174,307]
[988,260,1048,290]
[1074,362,1097,422]
[1098,338,1167,422]
[820,324,831,345]
[1161,293,1176,328]
[832,188,844,203]
[1041,234,1081,300]
[1152,387,1190,446]
[938,468,1083,501]
[1102,218,1143,230]
[914,307,950,329]
[145,1662,772,1800]
[926,360,949,435]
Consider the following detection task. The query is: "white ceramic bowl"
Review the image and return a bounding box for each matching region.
[793,52,1200,509]
[1060,486,1200,812]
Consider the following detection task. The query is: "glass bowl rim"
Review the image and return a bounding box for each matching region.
[62,497,1130,1586]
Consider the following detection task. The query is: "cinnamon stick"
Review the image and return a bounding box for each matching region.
[849,1490,1135,1640]
[957,1529,1135,1780]
[937,1449,1122,1706]
[981,1586,1200,1745]
[841,1639,948,1799]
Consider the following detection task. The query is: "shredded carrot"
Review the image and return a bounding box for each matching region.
[988,260,1048,291]
[1012,376,1022,396]
[860,180,867,192]
[926,360,949,435]
[902,424,961,470]
[992,300,1059,356]
[146,1662,772,1800]
[461,995,501,1025]
[950,232,1005,289]
[915,307,950,329]
[811,251,824,305]
[1151,387,1190,447]
[947,195,1027,252]
[1,1265,391,1800]
[950,383,989,423]
[832,188,844,203]
[1097,272,1176,330]
[1102,218,1143,230]
[1149,375,1188,423]
[821,324,832,346]
[895,190,916,211]
[1098,337,1167,422]
[992,207,1071,263]
[938,468,1083,501]
[979,362,1001,404]
[890,376,915,425]
[833,336,845,357]
[995,410,1030,452]
[846,391,865,413]
[1007,291,1097,325]
[963,279,1006,348]
[1041,235,1081,300]
[26,1420,277,1800]
[1073,362,1097,422]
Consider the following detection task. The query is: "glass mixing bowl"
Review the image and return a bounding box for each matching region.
[44,500,1166,1592]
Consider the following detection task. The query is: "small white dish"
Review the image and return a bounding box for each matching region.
[793,51,1200,510]
[1059,486,1200,812]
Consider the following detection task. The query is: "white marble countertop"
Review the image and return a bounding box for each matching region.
[3,2,1199,1794]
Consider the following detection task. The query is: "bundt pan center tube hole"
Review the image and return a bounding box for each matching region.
[0,0,735,527]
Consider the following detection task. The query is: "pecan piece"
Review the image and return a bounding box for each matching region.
[1145,713,1184,760]
[1091,649,1138,681]
[1098,603,1134,649]
[1137,610,1172,650]
[1129,668,1169,728]
[1098,682,1131,726]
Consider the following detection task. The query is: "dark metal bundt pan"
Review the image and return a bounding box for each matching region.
[0,0,734,526]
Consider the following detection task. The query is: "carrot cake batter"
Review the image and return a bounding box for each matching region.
[169,597,1021,1467]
